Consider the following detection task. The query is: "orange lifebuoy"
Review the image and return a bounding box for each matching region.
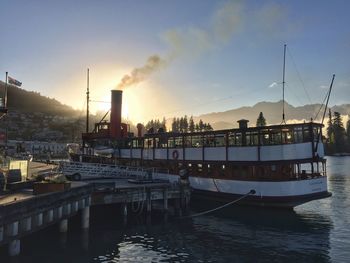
[172,150,179,160]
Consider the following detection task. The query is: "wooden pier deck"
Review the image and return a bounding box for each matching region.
[0,163,190,257]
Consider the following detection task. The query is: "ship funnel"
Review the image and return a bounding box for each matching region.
[110,90,122,138]
[136,123,144,138]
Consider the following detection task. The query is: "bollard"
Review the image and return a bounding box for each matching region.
[81,206,90,229]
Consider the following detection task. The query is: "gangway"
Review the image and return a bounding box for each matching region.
[58,161,169,181]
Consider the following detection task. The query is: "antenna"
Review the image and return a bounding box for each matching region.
[86,68,90,133]
[282,44,286,124]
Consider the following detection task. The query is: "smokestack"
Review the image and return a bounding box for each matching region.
[136,123,144,138]
[110,90,122,138]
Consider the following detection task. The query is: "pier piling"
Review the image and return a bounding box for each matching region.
[8,239,20,257]
[59,219,68,233]
[81,206,90,229]
[0,175,190,257]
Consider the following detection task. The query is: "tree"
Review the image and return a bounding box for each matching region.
[206,123,213,131]
[171,117,177,132]
[183,115,188,133]
[256,112,266,127]
[327,109,334,143]
[195,123,200,132]
[189,116,195,133]
[347,117,350,149]
[333,111,346,152]
[161,117,167,132]
[198,119,204,132]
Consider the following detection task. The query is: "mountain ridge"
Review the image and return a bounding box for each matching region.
[1,81,349,132]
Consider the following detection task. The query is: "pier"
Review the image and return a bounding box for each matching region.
[0,163,190,257]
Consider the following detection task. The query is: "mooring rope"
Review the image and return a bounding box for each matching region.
[180,189,256,219]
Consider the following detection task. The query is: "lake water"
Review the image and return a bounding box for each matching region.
[1,156,349,262]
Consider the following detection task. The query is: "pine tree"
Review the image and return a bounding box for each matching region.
[171,117,177,132]
[161,117,167,132]
[198,119,204,131]
[256,112,266,127]
[327,109,334,143]
[333,111,346,152]
[183,115,188,133]
[206,123,213,131]
[189,116,195,133]
[346,117,350,149]
[195,123,200,132]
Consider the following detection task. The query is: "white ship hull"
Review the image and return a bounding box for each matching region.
[153,173,331,207]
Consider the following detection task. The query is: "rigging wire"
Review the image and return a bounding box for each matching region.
[286,46,312,104]
[314,88,331,120]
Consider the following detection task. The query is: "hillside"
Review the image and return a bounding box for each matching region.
[192,101,350,130]
[0,81,80,117]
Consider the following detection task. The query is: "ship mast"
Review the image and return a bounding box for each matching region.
[86,68,90,133]
[282,44,286,124]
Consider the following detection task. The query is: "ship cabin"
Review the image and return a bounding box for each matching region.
[82,121,326,182]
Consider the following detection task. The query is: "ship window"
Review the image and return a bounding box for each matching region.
[215,134,225,147]
[203,134,214,147]
[228,132,235,146]
[249,132,259,146]
[145,138,153,148]
[260,130,269,145]
[235,133,242,146]
[282,129,293,144]
[271,165,276,171]
[197,163,202,173]
[270,130,281,144]
[303,127,311,142]
[155,138,160,148]
[184,136,191,147]
[154,137,167,148]
[191,135,202,147]
[174,137,183,148]
[168,137,175,148]
[293,127,303,143]
[313,127,320,142]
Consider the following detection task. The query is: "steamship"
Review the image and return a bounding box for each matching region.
[68,89,331,208]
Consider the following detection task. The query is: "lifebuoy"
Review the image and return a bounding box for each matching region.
[172,150,179,160]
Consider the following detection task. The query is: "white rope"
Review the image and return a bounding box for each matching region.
[180,190,255,219]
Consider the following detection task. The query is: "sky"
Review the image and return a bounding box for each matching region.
[1,0,350,123]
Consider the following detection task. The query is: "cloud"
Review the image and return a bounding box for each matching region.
[117,1,292,90]
[269,82,278,88]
